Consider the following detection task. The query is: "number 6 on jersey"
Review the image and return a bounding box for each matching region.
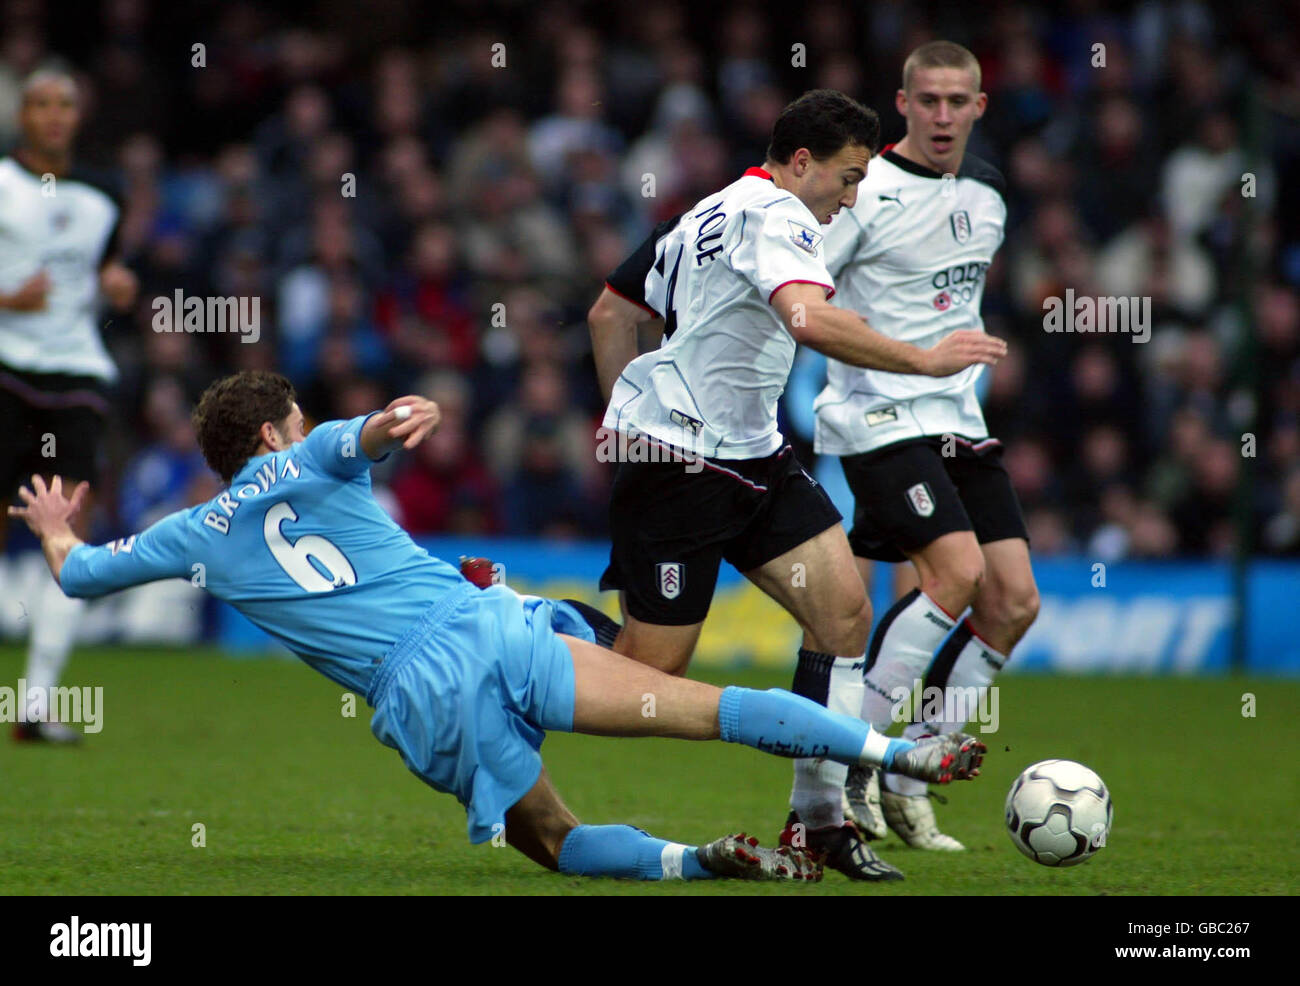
[264,501,357,591]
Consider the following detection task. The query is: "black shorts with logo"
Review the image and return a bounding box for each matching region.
[0,363,109,497]
[839,436,1028,563]
[600,443,842,625]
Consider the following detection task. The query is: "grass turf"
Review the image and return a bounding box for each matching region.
[1,645,1296,895]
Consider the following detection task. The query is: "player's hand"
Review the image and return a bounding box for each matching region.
[99,262,139,311]
[919,330,1007,377]
[373,397,442,450]
[7,475,89,539]
[3,271,50,312]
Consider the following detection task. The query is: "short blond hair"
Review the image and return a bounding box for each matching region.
[902,41,981,93]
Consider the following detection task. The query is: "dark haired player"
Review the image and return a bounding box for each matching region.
[816,43,1037,850]
[587,89,1003,880]
[0,68,137,741]
[9,370,984,883]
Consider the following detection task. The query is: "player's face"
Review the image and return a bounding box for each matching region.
[20,78,81,156]
[897,67,986,173]
[277,404,307,445]
[795,142,871,224]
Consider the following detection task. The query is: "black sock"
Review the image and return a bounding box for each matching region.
[791,647,836,705]
[561,599,622,649]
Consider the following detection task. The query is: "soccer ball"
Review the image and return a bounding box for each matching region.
[1005,759,1112,866]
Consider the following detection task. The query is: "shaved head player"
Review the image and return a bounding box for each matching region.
[817,42,1040,849]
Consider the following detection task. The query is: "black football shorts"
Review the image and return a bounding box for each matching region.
[0,364,108,497]
[839,436,1028,563]
[600,443,842,625]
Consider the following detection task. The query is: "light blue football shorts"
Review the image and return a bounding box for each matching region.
[367,582,593,843]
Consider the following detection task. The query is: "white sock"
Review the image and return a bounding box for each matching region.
[885,622,1008,797]
[860,590,956,730]
[22,572,86,722]
[790,655,864,829]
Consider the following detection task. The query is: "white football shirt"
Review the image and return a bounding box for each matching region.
[0,156,121,381]
[814,147,1006,456]
[603,167,834,460]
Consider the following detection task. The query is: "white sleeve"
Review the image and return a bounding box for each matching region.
[730,197,835,305]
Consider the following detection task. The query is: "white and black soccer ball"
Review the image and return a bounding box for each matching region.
[1005,759,1112,867]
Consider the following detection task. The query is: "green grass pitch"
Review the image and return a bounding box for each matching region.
[1,644,1296,895]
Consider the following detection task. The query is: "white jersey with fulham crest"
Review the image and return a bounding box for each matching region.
[814,148,1006,456]
[0,156,121,381]
[602,167,834,460]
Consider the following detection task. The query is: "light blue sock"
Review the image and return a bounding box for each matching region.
[557,824,714,880]
[717,686,914,768]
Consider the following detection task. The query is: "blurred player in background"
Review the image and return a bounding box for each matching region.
[0,67,137,742]
[588,89,1004,880]
[816,42,1039,849]
[8,370,985,882]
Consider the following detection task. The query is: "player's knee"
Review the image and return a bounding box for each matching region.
[978,583,1039,640]
[840,590,871,653]
[923,555,984,610]
[810,583,869,655]
[615,626,694,677]
[1005,584,1040,637]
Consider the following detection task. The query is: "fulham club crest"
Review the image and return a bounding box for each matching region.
[905,482,936,518]
[950,210,972,244]
[657,562,683,600]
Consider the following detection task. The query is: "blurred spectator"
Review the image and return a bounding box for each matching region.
[0,0,1289,558]
[119,378,219,530]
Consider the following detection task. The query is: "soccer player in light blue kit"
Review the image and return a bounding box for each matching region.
[9,370,984,882]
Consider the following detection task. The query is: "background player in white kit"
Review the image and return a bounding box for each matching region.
[588,90,1004,880]
[0,68,138,741]
[816,43,1039,849]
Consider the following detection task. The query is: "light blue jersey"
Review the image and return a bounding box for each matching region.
[59,412,596,840]
[60,415,465,695]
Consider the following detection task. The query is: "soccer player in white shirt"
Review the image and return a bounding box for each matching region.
[588,89,1004,880]
[816,43,1040,849]
[0,68,138,742]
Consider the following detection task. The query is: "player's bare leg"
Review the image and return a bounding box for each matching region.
[503,766,581,870]
[563,632,982,780]
[14,476,94,743]
[562,628,980,879]
[568,633,721,738]
[742,526,908,880]
[610,604,703,678]
[851,531,982,847]
[556,633,957,882]
[966,537,1039,654]
[877,535,1037,850]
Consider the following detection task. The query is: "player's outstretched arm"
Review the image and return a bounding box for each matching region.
[771,282,1006,376]
[359,396,441,459]
[588,286,657,403]
[7,475,88,583]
